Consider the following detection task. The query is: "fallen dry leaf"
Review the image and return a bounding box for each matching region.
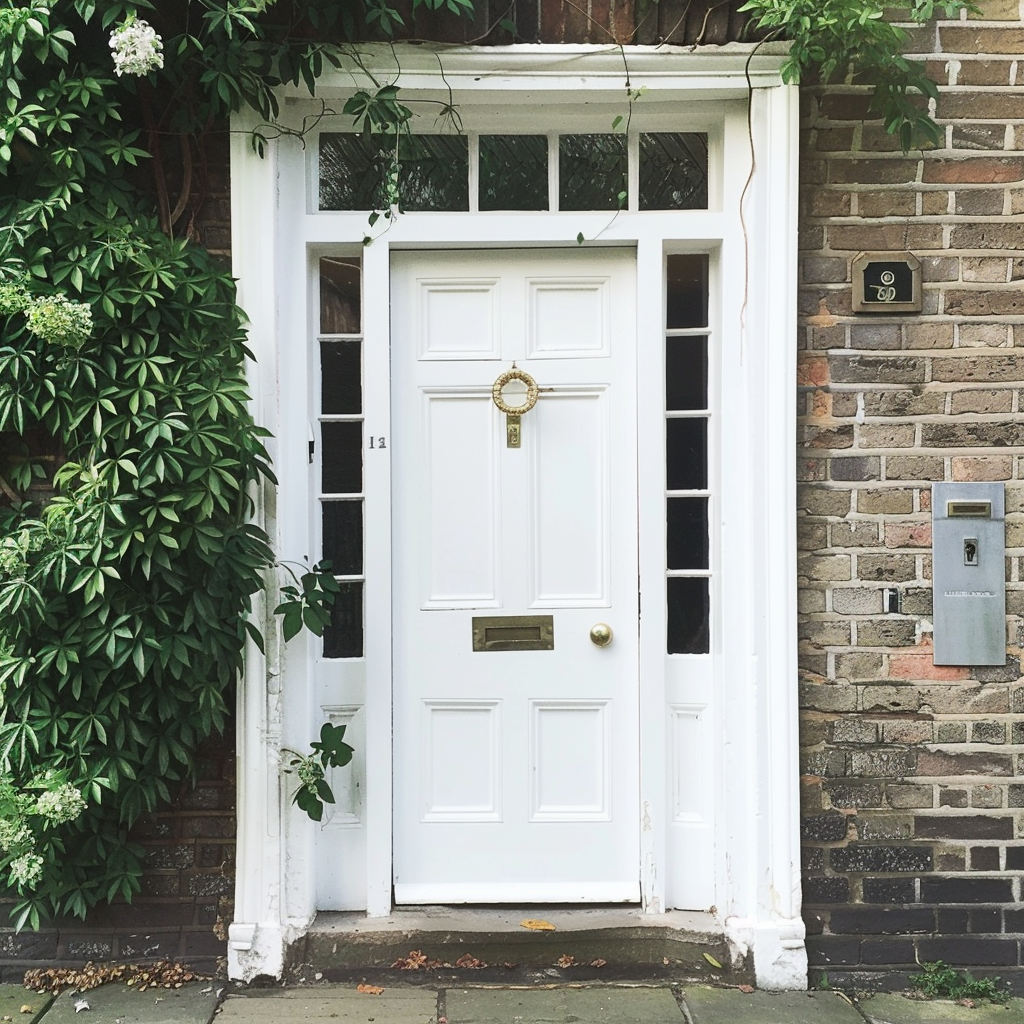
[738,984,754,994]
[24,960,208,996]
[357,984,384,995]
[520,919,556,931]
[19,1007,32,1015]
[555,955,575,968]
[589,959,607,969]
[454,954,485,969]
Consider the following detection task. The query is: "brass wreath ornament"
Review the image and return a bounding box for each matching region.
[492,368,539,416]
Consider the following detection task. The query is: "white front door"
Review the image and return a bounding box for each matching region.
[391,248,639,903]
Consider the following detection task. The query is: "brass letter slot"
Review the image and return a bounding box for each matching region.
[947,501,992,519]
[472,615,554,652]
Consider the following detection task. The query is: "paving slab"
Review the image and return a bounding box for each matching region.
[41,982,219,1024]
[217,987,437,1023]
[860,993,1024,1024]
[680,986,865,1024]
[0,984,51,1024]
[446,986,683,1023]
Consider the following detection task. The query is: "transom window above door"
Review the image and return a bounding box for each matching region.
[318,132,708,213]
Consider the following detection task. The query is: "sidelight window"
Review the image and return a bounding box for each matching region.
[318,256,365,659]
[665,254,711,655]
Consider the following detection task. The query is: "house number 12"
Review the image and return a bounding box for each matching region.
[368,436,387,449]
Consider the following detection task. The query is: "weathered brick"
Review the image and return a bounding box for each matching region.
[921,877,1013,903]
[859,424,916,448]
[797,354,831,386]
[933,355,1024,383]
[917,937,1018,965]
[803,875,851,903]
[831,356,926,385]
[850,749,915,778]
[970,845,1000,869]
[835,652,886,681]
[970,785,1003,809]
[924,157,1024,184]
[828,223,944,252]
[849,324,903,350]
[882,721,932,745]
[828,906,934,934]
[800,619,852,646]
[884,523,931,547]
[858,815,914,840]
[802,814,851,842]
[803,424,855,449]
[951,389,1012,414]
[799,554,852,581]
[858,191,916,218]
[937,722,968,744]
[954,60,1014,86]
[952,222,1024,249]
[970,721,1006,744]
[857,619,918,647]
[954,189,1005,216]
[833,588,884,614]
[923,422,1024,447]
[863,388,945,414]
[887,784,934,809]
[944,291,1024,317]
[803,257,848,284]
[863,877,917,904]
[939,93,1024,120]
[916,750,1013,777]
[833,719,878,745]
[858,554,917,582]
[952,124,1009,151]
[939,788,969,808]
[799,487,852,516]
[801,681,859,713]
[832,522,881,548]
[940,26,1024,54]
[884,456,943,481]
[798,520,829,549]
[915,816,1014,840]
[825,782,885,809]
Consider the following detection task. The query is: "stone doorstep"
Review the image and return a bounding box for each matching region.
[285,908,745,983]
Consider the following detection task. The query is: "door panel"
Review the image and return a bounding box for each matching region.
[392,249,638,903]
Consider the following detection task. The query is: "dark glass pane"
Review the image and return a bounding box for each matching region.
[667,576,709,654]
[321,341,361,415]
[322,500,363,576]
[479,135,548,211]
[667,254,709,329]
[319,134,388,211]
[667,498,708,570]
[559,135,627,211]
[640,133,708,210]
[323,581,363,659]
[666,418,707,491]
[666,336,708,411]
[322,422,362,494]
[398,135,469,212]
[320,258,361,334]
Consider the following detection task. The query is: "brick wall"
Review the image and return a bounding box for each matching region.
[797,0,1024,990]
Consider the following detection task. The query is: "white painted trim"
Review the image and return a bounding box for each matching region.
[229,46,803,989]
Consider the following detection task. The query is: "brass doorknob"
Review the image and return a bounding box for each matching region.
[589,623,613,647]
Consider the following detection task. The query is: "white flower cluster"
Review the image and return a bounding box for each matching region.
[24,294,93,348]
[109,18,164,78]
[9,852,43,887]
[0,817,32,853]
[35,784,87,826]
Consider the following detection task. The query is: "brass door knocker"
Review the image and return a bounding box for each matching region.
[492,366,539,448]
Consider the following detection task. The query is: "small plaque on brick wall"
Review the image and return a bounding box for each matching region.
[852,251,922,313]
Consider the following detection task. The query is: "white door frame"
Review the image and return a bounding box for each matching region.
[228,44,803,990]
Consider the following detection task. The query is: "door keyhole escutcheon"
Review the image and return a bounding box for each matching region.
[590,623,613,647]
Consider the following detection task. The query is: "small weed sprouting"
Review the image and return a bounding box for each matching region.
[909,959,1011,1005]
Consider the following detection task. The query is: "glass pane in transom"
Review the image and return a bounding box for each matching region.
[640,133,708,210]
[479,135,548,211]
[558,134,627,211]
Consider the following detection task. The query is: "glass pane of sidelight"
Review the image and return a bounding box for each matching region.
[666,254,709,329]
[321,341,361,415]
[319,134,388,211]
[667,577,709,654]
[666,418,707,491]
[398,135,469,212]
[640,133,708,210]
[666,336,708,411]
[323,581,364,659]
[667,498,709,571]
[321,421,362,494]
[320,258,361,335]
[559,134,628,211]
[479,135,548,211]
[322,500,363,576]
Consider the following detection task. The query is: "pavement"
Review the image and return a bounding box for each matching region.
[4,982,1023,1024]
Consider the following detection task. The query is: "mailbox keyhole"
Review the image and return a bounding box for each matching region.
[964,538,979,566]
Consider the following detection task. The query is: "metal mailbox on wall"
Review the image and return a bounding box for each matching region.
[932,482,1006,666]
